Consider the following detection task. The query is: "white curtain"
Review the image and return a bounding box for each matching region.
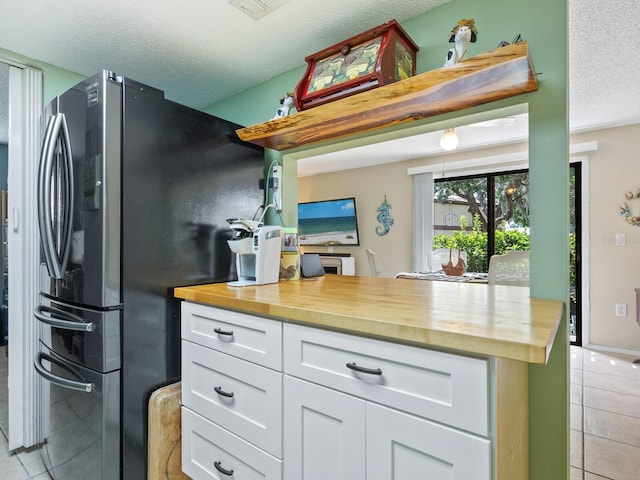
[411,172,434,272]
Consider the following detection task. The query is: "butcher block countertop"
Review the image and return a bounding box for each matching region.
[174,275,564,365]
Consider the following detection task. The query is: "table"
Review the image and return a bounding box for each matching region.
[395,271,489,283]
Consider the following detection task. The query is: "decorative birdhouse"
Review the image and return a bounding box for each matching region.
[293,20,419,111]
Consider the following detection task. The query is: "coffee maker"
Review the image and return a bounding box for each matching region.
[227,219,281,287]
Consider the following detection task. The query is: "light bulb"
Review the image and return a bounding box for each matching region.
[440,128,459,151]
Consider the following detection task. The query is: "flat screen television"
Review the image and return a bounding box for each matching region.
[298,197,360,246]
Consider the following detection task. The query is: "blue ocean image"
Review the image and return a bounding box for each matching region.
[298,216,357,235]
[298,199,359,245]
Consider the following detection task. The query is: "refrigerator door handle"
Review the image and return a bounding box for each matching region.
[34,304,95,332]
[58,113,75,277]
[34,352,94,393]
[37,114,59,277]
[37,113,75,280]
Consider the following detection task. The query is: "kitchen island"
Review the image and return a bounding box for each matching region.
[175,275,564,479]
[175,274,562,364]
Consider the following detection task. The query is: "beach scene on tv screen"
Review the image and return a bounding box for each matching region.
[298,198,359,246]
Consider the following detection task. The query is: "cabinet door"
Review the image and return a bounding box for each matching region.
[284,376,365,480]
[366,403,491,480]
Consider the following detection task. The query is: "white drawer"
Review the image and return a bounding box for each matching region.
[284,323,489,435]
[182,340,283,457]
[182,408,282,480]
[181,302,282,370]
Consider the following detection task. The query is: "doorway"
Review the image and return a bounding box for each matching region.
[570,162,582,345]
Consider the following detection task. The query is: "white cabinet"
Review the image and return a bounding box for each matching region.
[181,302,528,480]
[284,376,365,480]
[181,301,282,370]
[283,324,491,480]
[284,322,489,435]
[182,341,283,457]
[366,403,490,480]
[182,408,282,480]
[181,303,284,479]
[318,255,355,275]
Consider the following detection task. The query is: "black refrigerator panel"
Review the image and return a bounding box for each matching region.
[36,294,120,373]
[42,71,122,309]
[120,80,265,479]
[36,342,120,480]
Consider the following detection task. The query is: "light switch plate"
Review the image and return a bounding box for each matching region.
[615,234,626,246]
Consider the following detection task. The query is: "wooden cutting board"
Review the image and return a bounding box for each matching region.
[148,382,190,479]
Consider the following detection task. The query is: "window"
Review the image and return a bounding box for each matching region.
[433,169,530,273]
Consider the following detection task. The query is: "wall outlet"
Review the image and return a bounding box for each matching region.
[616,303,627,317]
[272,165,282,211]
[615,234,626,246]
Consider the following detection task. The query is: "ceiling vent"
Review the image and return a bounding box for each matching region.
[230,0,289,20]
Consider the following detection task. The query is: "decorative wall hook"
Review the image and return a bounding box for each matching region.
[376,195,394,236]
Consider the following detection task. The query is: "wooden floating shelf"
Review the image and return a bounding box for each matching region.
[236,42,538,151]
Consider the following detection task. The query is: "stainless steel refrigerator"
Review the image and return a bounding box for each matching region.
[33,71,265,479]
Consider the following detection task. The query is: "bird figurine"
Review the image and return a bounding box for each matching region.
[272,93,295,120]
[444,19,478,67]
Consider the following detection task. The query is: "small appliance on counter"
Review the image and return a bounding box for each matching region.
[227,218,281,286]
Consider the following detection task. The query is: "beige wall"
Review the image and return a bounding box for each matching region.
[299,123,640,354]
[298,159,414,277]
[573,124,640,352]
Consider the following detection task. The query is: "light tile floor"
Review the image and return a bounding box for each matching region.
[1,344,639,479]
[571,345,640,480]
[0,345,50,479]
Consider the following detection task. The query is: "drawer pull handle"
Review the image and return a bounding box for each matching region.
[214,327,234,336]
[214,461,234,476]
[346,362,382,376]
[214,386,235,398]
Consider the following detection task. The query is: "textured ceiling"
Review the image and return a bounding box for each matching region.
[1,0,639,171]
[0,0,448,110]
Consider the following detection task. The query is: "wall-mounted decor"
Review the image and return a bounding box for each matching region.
[376,195,394,236]
[619,189,640,226]
[298,197,360,246]
[293,19,419,111]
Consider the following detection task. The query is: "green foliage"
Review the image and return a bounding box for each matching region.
[434,228,577,285]
[569,232,576,287]
[434,227,530,273]
[435,172,530,231]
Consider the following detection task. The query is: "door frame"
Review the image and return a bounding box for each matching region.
[570,154,591,348]
[4,56,42,449]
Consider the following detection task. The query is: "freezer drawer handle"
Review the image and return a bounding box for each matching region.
[214,386,234,398]
[34,305,95,332]
[213,327,234,337]
[34,352,94,393]
[346,362,383,376]
[213,461,234,476]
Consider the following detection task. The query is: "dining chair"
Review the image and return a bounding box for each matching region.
[366,248,381,277]
[487,250,530,286]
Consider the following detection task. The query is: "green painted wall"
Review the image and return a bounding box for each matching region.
[204,1,569,478]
